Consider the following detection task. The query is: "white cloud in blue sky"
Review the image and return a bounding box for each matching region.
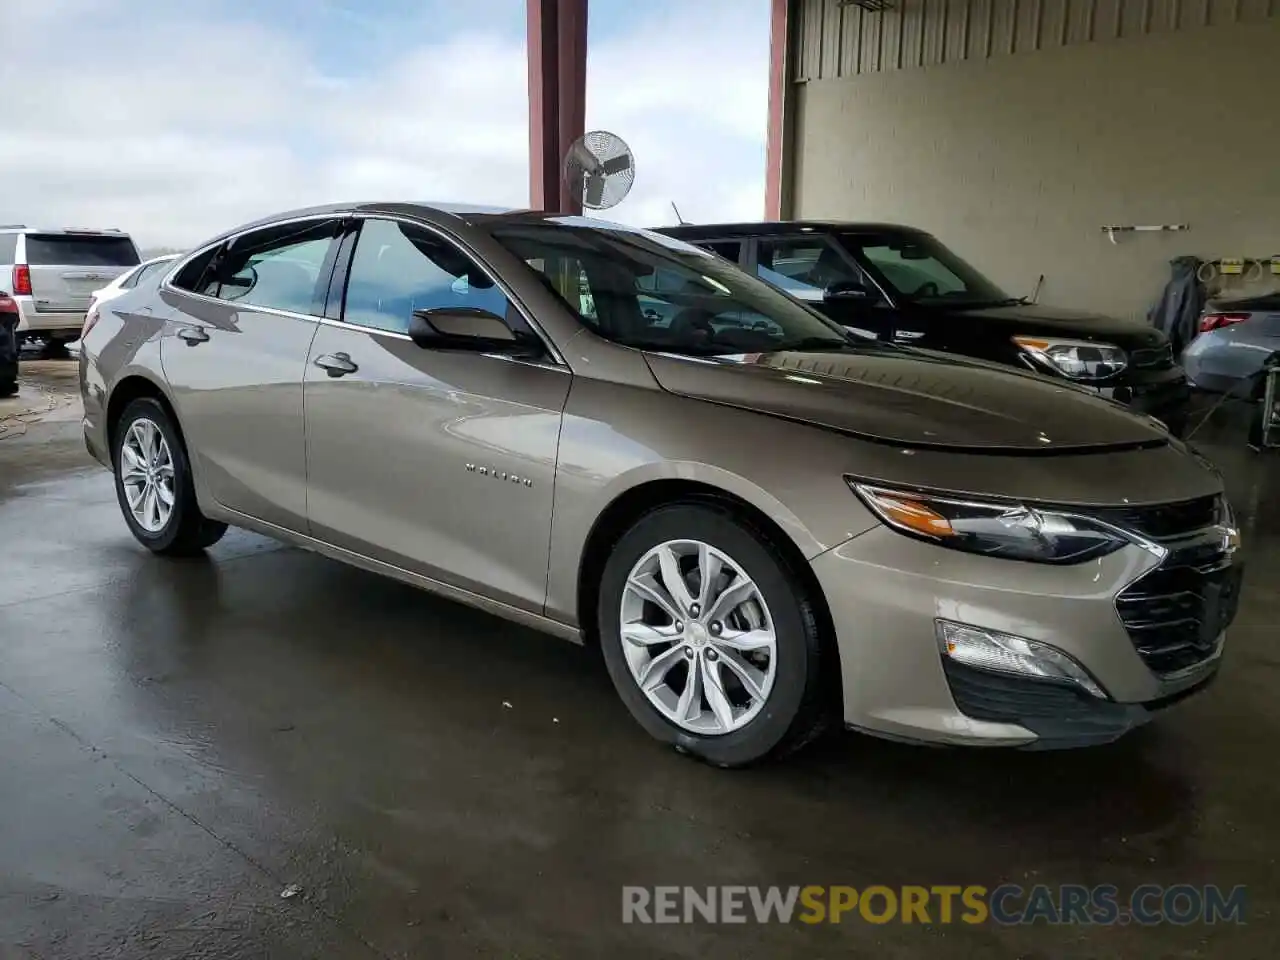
[3,0,768,248]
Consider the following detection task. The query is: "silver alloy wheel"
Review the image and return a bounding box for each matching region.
[120,418,176,534]
[620,539,778,735]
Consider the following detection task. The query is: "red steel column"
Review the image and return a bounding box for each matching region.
[527,0,560,211]
[764,0,791,220]
[556,0,588,215]
[527,0,588,213]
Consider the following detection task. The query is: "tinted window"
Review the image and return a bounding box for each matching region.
[756,238,871,303]
[0,234,16,263]
[492,220,853,356]
[171,247,220,295]
[343,218,512,335]
[211,221,337,316]
[840,232,1008,306]
[24,234,140,267]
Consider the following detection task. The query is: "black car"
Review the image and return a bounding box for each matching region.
[0,289,18,398]
[657,221,1190,434]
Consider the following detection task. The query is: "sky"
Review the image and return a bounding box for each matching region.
[3,0,770,251]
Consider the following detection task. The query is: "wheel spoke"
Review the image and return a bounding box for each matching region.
[625,573,683,624]
[657,544,695,614]
[121,444,145,472]
[621,621,680,647]
[143,485,159,529]
[701,658,736,731]
[706,575,756,625]
[125,481,146,510]
[156,480,175,507]
[718,649,769,703]
[121,466,148,485]
[637,645,686,692]
[696,545,723,609]
[714,628,773,653]
[675,656,702,722]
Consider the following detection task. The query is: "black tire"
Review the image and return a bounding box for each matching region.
[0,379,15,399]
[598,502,832,767]
[112,397,227,555]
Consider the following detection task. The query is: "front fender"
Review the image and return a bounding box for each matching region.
[543,378,880,626]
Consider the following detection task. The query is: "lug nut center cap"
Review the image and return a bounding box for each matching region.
[686,622,709,648]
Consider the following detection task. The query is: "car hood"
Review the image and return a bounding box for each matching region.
[644,348,1169,452]
[944,302,1167,349]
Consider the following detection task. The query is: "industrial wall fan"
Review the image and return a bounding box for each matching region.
[563,130,635,211]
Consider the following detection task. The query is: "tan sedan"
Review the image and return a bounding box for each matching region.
[78,203,1241,765]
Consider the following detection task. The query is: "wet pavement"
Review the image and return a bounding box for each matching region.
[1,363,1278,958]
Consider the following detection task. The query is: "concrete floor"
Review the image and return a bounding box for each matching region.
[1,361,1278,959]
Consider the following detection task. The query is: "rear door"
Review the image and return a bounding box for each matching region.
[159,218,341,532]
[21,232,140,314]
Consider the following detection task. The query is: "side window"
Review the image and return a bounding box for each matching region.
[213,221,337,315]
[0,234,17,264]
[171,246,221,295]
[756,238,869,303]
[343,218,513,335]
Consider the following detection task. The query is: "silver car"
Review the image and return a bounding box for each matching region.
[1183,292,1280,397]
[77,203,1242,765]
[0,226,141,352]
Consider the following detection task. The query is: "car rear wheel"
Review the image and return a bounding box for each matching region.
[598,502,831,767]
[113,398,227,555]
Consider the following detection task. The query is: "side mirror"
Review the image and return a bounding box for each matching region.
[823,280,875,303]
[408,307,532,354]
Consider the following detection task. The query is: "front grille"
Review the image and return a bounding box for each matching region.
[1115,540,1242,675]
[1091,495,1221,541]
[1130,343,1175,370]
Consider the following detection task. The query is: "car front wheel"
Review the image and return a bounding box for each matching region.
[598,502,832,767]
[113,397,227,555]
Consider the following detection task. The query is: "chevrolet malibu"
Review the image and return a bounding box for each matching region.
[79,203,1242,766]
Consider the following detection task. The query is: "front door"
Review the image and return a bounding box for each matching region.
[159,218,339,531]
[303,216,570,614]
[751,235,897,341]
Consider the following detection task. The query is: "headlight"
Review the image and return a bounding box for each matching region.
[849,482,1132,564]
[1013,336,1127,381]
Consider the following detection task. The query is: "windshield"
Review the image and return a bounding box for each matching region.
[839,231,1011,307]
[490,219,855,356]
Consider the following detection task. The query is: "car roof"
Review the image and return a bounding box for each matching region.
[209,202,664,239]
[656,221,930,240]
[0,226,131,236]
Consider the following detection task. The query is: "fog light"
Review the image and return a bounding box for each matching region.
[935,620,1107,699]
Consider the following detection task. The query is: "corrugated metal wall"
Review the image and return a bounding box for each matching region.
[793,0,1278,79]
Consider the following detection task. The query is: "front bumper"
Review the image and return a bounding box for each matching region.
[812,525,1231,748]
[1107,370,1192,433]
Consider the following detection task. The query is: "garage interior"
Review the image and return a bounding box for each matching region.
[2,2,1279,958]
[772,1,1280,319]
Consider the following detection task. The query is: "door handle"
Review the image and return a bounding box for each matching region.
[894,330,925,341]
[177,325,209,345]
[314,352,358,377]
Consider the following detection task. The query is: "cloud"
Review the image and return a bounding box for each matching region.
[1,0,768,249]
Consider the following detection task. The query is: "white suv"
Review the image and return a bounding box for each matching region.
[0,226,141,353]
